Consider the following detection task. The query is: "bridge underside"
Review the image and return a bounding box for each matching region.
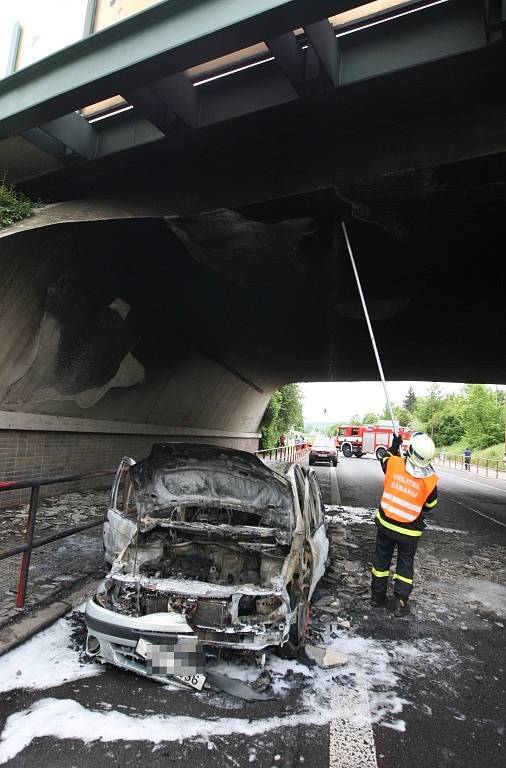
[1,148,504,441]
[0,0,504,450]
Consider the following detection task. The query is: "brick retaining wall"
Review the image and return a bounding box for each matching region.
[0,430,259,508]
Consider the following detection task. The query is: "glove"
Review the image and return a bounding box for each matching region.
[390,434,402,454]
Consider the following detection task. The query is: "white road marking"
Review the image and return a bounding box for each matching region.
[445,496,506,529]
[437,467,506,494]
[330,464,341,505]
[329,672,378,768]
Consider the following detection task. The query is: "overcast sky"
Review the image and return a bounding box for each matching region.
[300,381,468,424]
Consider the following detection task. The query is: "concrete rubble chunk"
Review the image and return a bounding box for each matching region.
[305,644,348,668]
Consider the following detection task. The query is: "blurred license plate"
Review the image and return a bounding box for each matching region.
[135,636,204,681]
[175,673,206,691]
[317,453,328,457]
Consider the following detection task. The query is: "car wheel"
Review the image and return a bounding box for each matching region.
[342,445,352,458]
[332,459,338,467]
[376,447,387,460]
[309,457,314,465]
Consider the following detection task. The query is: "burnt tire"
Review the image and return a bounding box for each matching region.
[342,445,352,458]
[376,446,387,460]
[289,594,310,649]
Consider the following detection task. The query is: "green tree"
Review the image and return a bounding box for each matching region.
[433,404,465,446]
[394,406,412,428]
[259,383,304,449]
[277,383,304,433]
[413,384,445,436]
[259,391,282,449]
[403,387,417,413]
[462,384,504,449]
[362,412,380,425]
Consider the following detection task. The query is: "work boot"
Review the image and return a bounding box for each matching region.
[370,593,387,608]
[393,596,409,617]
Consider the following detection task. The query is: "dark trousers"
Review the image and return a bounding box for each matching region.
[371,526,419,599]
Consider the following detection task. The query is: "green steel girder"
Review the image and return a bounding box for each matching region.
[0,0,365,140]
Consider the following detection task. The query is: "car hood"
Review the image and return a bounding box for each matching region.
[130,443,294,530]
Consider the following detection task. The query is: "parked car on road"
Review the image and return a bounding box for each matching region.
[85,444,329,690]
[309,436,338,466]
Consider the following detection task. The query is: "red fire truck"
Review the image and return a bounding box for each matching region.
[335,422,411,460]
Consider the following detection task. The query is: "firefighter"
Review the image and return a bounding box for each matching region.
[370,432,438,617]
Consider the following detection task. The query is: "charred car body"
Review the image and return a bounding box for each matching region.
[85,444,328,686]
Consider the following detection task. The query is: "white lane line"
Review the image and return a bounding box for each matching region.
[445,496,506,528]
[329,673,377,768]
[437,468,506,494]
[330,464,341,506]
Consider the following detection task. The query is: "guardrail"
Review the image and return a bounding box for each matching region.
[255,443,311,462]
[435,454,506,479]
[0,469,115,608]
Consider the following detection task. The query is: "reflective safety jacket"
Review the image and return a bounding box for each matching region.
[378,454,438,539]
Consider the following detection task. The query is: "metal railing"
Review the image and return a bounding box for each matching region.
[0,469,115,608]
[435,454,506,480]
[255,443,311,462]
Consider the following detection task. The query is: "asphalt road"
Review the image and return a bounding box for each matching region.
[0,455,504,768]
[326,454,505,768]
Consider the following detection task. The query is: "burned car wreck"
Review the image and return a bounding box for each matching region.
[85,443,328,688]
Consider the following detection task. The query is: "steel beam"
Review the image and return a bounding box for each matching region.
[0,0,365,139]
[1,0,499,179]
[83,0,98,37]
[19,41,505,207]
[121,86,174,133]
[5,22,21,77]
[123,72,199,132]
[102,0,495,152]
[151,73,200,129]
[304,19,340,87]
[266,33,305,95]
[22,113,97,161]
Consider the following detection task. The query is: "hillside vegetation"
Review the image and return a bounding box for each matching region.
[0,181,33,228]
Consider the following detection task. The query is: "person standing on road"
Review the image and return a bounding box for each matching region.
[463,447,472,471]
[370,432,438,617]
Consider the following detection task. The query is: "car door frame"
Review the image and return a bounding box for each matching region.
[103,456,137,564]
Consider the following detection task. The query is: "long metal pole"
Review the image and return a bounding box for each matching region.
[341,220,397,433]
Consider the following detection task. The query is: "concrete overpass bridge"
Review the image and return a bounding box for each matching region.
[0,0,504,489]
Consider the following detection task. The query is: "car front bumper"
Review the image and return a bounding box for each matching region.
[84,591,289,680]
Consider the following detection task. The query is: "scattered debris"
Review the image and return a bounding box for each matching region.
[305,645,348,668]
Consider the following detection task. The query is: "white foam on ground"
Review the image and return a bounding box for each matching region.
[325,506,376,525]
[0,693,333,764]
[0,615,102,693]
[322,629,458,732]
[427,524,468,534]
[326,507,469,535]
[0,614,459,764]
